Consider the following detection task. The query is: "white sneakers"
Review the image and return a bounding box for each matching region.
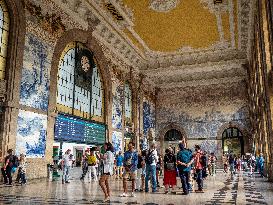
[120,192,136,197]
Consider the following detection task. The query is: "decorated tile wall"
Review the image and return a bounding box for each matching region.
[112,131,123,154]
[156,82,250,139]
[19,33,52,111]
[143,97,156,136]
[15,110,47,158]
[112,76,123,130]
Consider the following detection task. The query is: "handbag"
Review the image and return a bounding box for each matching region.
[166,154,175,170]
[166,162,175,170]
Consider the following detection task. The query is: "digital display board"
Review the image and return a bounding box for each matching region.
[54,114,106,145]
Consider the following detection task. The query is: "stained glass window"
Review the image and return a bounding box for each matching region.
[56,42,104,122]
[0,0,9,79]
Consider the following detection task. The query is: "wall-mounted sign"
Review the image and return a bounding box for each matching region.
[54,114,106,145]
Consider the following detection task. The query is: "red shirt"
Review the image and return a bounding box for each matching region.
[194,151,203,170]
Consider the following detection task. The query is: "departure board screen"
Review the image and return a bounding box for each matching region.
[54,114,106,145]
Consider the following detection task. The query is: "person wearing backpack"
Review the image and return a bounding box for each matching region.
[163,148,177,194]
[145,142,158,193]
[177,143,193,195]
[120,142,138,197]
[193,145,204,192]
[1,149,18,186]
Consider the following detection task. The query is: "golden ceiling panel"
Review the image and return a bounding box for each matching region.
[123,0,220,52]
[117,0,240,53]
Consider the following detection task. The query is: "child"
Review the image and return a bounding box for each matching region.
[18,154,27,185]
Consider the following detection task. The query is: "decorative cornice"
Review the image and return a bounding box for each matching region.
[156,76,245,89]
[143,58,247,76]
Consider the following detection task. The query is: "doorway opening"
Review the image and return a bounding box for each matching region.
[222,127,244,156]
[164,129,183,154]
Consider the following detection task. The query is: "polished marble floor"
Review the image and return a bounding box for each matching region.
[0,168,272,205]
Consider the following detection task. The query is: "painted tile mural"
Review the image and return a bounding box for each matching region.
[156,82,250,139]
[143,97,156,136]
[16,110,47,158]
[112,77,123,130]
[157,106,250,139]
[112,131,122,154]
[20,33,52,111]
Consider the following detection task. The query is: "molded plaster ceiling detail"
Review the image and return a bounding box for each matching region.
[149,0,181,13]
[39,0,254,89]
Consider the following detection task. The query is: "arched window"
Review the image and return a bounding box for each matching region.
[124,82,132,120]
[0,0,9,79]
[56,42,104,122]
[164,129,182,141]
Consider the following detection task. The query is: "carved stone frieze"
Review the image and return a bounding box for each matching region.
[23,0,66,38]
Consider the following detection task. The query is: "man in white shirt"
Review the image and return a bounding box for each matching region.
[62,149,73,184]
[145,142,158,193]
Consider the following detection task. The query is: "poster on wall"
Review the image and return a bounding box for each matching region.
[15,110,47,158]
[112,131,122,154]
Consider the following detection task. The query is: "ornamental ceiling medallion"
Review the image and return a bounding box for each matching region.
[149,0,181,12]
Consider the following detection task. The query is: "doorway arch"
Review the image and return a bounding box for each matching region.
[163,128,183,154]
[222,127,244,155]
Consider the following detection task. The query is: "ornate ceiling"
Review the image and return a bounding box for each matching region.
[52,0,254,88]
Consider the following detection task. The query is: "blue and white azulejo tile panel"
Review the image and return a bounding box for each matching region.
[112,131,123,154]
[112,77,123,130]
[19,33,52,111]
[143,97,156,136]
[15,110,47,158]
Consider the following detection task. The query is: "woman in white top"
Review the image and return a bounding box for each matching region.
[99,142,114,202]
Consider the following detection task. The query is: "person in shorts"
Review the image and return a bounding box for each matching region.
[120,142,138,197]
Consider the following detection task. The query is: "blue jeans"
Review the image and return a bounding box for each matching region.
[145,164,157,192]
[63,166,71,182]
[259,165,264,177]
[20,172,27,184]
[196,169,203,190]
[179,171,190,194]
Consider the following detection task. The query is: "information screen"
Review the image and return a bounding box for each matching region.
[54,114,106,145]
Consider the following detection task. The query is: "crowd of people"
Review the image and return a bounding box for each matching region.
[0,142,267,203]
[222,152,265,177]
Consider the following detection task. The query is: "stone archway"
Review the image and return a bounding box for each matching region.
[158,123,187,155]
[217,122,251,155]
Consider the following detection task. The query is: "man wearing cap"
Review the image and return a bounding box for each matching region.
[62,149,73,184]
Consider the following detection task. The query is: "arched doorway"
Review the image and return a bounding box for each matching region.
[164,129,183,154]
[222,127,244,156]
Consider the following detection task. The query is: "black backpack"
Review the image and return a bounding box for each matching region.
[8,155,19,168]
[146,150,155,165]
[200,155,207,167]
